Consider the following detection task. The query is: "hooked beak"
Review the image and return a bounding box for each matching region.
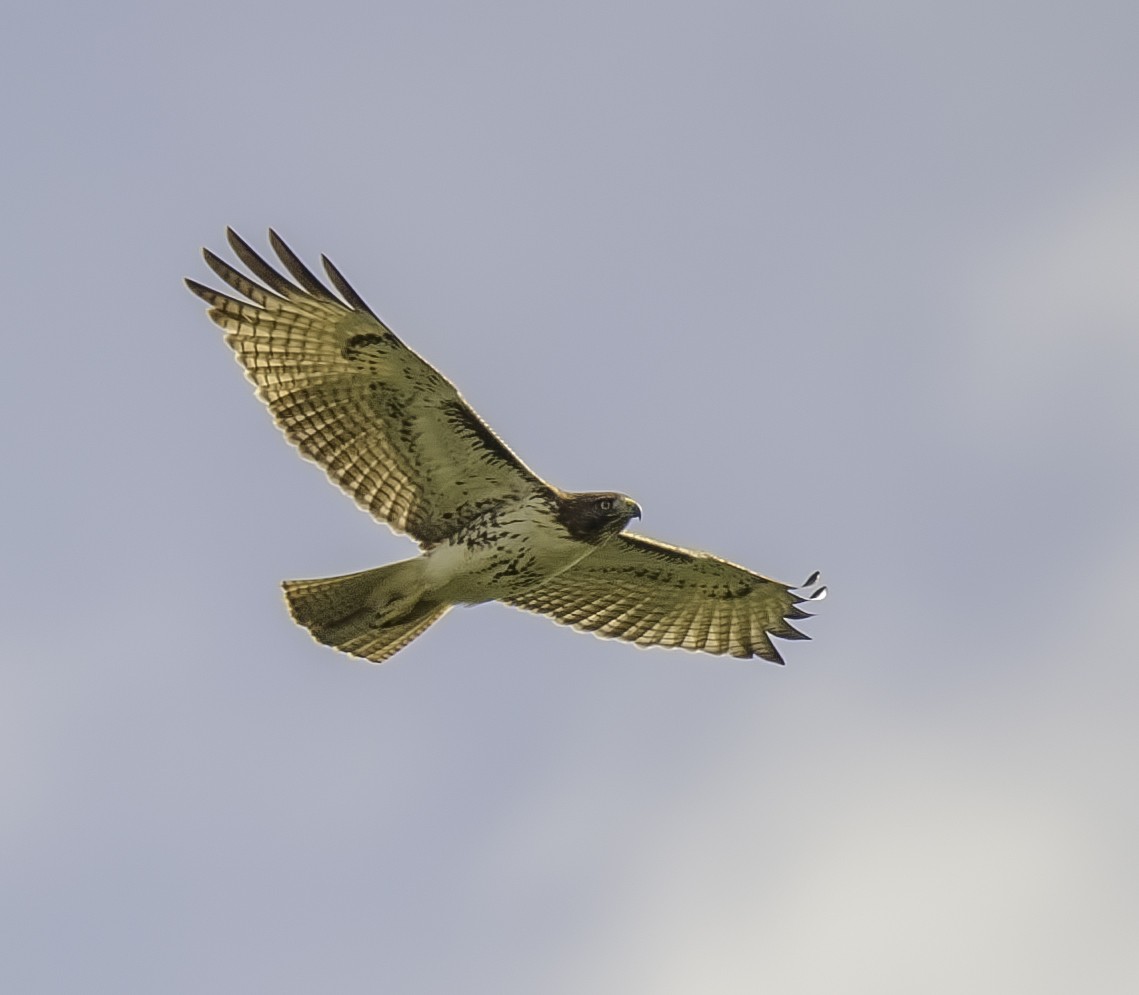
[627,499,642,520]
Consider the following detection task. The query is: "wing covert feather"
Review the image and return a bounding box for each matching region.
[187,231,548,545]
[504,533,814,663]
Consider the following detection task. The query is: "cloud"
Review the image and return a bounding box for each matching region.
[958,157,1139,441]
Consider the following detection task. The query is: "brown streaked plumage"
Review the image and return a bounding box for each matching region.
[186,230,825,664]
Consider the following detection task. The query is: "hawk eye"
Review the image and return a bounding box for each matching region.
[598,498,613,511]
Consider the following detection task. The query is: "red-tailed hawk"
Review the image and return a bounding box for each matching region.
[186,231,825,664]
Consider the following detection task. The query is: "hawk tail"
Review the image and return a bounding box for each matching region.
[282,560,449,664]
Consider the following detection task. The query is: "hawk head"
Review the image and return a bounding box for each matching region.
[557,492,642,542]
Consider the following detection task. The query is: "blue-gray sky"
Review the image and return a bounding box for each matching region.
[3,1,1138,991]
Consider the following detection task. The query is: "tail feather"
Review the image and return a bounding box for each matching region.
[282,560,449,664]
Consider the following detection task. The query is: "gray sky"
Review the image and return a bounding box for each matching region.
[3,1,1138,992]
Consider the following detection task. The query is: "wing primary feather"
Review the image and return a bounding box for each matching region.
[200,249,284,306]
[771,621,810,641]
[184,277,236,309]
[760,638,786,666]
[322,254,378,317]
[225,228,301,297]
[268,229,339,302]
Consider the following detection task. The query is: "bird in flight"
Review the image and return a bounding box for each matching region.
[186,231,825,664]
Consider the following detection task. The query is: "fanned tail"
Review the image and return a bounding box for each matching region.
[282,560,449,664]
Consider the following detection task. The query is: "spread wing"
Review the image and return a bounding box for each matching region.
[186,229,548,546]
[503,533,824,663]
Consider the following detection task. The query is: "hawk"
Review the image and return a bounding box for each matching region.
[186,231,825,664]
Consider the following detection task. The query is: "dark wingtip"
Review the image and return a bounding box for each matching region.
[754,634,786,665]
[266,227,292,262]
[777,623,811,641]
[321,252,377,316]
[225,226,247,254]
[795,571,826,602]
[184,276,217,302]
[201,247,230,278]
[267,229,338,301]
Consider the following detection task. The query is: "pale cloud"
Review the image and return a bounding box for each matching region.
[519,515,1139,994]
[958,157,1139,439]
